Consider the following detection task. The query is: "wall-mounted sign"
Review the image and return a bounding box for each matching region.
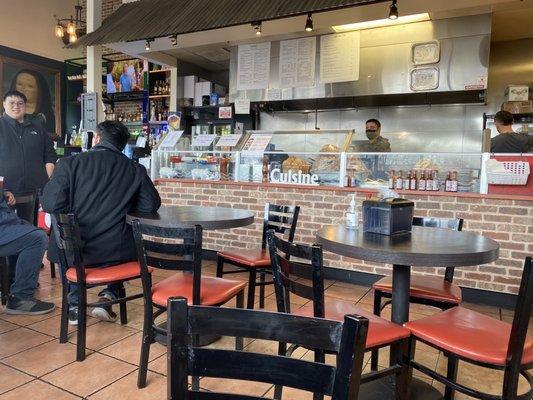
[218,106,232,119]
[319,31,360,84]
[270,168,319,186]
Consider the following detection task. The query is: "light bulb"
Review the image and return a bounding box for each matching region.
[253,22,262,36]
[69,33,77,43]
[67,19,76,35]
[388,1,399,20]
[55,24,64,38]
[145,40,151,51]
[305,14,313,32]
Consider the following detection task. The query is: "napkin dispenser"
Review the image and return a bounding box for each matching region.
[362,198,414,235]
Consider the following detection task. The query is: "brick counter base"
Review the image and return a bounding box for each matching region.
[156,181,533,295]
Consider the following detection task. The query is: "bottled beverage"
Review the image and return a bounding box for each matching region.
[409,170,417,190]
[426,170,433,190]
[395,170,403,190]
[262,155,269,183]
[445,172,451,192]
[345,194,358,229]
[388,170,395,189]
[418,171,426,191]
[432,170,439,191]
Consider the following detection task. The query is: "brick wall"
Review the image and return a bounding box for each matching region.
[156,180,533,295]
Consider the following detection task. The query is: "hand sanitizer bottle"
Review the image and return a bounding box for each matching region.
[345,194,358,229]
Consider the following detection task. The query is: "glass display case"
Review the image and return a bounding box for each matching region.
[344,152,484,193]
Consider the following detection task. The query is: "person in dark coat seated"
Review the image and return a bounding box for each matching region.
[42,121,161,325]
[0,189,54,315]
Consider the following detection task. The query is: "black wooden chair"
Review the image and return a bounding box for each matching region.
[0,257,9,305]
[405,256,533,400]
[167,296,369,400]
[268,231,412,400]
[132,220,247,389]
[52,214,144,361]
[216,203,300,309]
[371,216,464,370]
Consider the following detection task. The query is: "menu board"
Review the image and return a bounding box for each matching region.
[319,32,360,84]
[159,130,183,148]
[215,134,242,148]
[237,42,271,90]
[241,133,273,153]
[191,134,216,147]
[234,98,251,114]
[279,37,316,88]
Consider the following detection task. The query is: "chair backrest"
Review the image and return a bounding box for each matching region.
[131,220,203,304]
[268,230,326,317]
[260,203,300,250]
[413,216,463,282]
[166,297,368,400]
[51,213,85,285]
[507,257,533,368]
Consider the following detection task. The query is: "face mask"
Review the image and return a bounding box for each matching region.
[366,130,378,140]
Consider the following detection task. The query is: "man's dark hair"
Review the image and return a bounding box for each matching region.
[3,90,27,103]
[366,118,381,128]
[96,120,130,151]
[494,110,514,126]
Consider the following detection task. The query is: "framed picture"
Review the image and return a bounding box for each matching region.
[0,56,61,136]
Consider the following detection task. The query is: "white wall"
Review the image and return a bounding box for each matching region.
[0,0,83,61]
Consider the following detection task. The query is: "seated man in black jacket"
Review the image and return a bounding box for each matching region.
[42,121,161,324]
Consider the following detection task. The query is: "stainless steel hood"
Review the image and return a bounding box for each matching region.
[229,14,491,102]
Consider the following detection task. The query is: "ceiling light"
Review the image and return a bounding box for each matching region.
[53,1,86,46]
[388,0,399,20]
[145,39,152,51]
[170,34,178,46]
[252,22,262,36]
[66,19,77,35]
[305,13,313,32]
[69,33,78,43]
[332,13,429,32]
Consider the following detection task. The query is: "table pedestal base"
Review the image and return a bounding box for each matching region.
[359,376,443,400]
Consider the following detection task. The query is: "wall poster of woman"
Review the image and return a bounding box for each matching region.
[0,57,61,137]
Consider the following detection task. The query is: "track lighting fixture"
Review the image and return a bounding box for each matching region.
[145,39,152,51]
[305,13,313,31]
[253,22,262,36]
[388,0,399,20]
[170,34,178,46]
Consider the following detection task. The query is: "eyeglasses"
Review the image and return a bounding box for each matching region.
[6,101,25,108]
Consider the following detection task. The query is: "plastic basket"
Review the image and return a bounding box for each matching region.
[487,161,530,185]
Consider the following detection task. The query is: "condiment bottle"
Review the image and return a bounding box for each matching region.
[418,170,426,191]
[403,170,411,190]
[395,170,403,190]
[451,171,458,192]
[426,170,433,190]
[409,170,417,190]
[220,155,229,181]
[345,194,358,229]
[262,155,269,183]
[432,170,439,191]
[388,170,395,189]
[445,172,451,192]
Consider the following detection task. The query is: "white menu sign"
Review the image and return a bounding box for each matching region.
[216,134,242,148]
[241,133,273,153]
[319,32,360,84]
[191,134,216,147]
[237,42,271,90]
[159,130,183,148]
[279,36,316,88]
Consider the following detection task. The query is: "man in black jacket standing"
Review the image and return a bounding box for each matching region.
[42,121,161,324]
[0,90,57,223]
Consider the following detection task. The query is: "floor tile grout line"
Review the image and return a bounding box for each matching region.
[0,336,56,362]
[0,376,38,397]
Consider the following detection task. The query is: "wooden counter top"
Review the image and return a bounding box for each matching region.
[155,179,533,202]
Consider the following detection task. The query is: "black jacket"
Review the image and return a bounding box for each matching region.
[41,142,161,266]
[0,113,57,195]
[0,189,39,246]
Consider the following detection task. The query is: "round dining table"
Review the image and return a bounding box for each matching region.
[316,224,500,400]
[126,205,255,230]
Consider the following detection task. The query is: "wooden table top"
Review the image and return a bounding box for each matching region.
[127,205,255,230]
[316,225,499,267]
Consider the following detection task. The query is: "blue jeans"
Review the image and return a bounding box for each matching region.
[0,230,47,299]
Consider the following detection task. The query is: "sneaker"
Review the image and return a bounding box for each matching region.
[91,294,117,322]
[5,296,55,315]
[68,307,78,326]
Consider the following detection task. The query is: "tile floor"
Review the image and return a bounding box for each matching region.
[0,259,531,399]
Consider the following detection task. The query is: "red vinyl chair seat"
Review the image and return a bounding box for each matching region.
[218,247,270,268]
[151,272,247,307]
[405,306,533,366]
[373,275,462,304]
[295,300,410,349]
[37,211,51,235]
[66,261,145,284]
